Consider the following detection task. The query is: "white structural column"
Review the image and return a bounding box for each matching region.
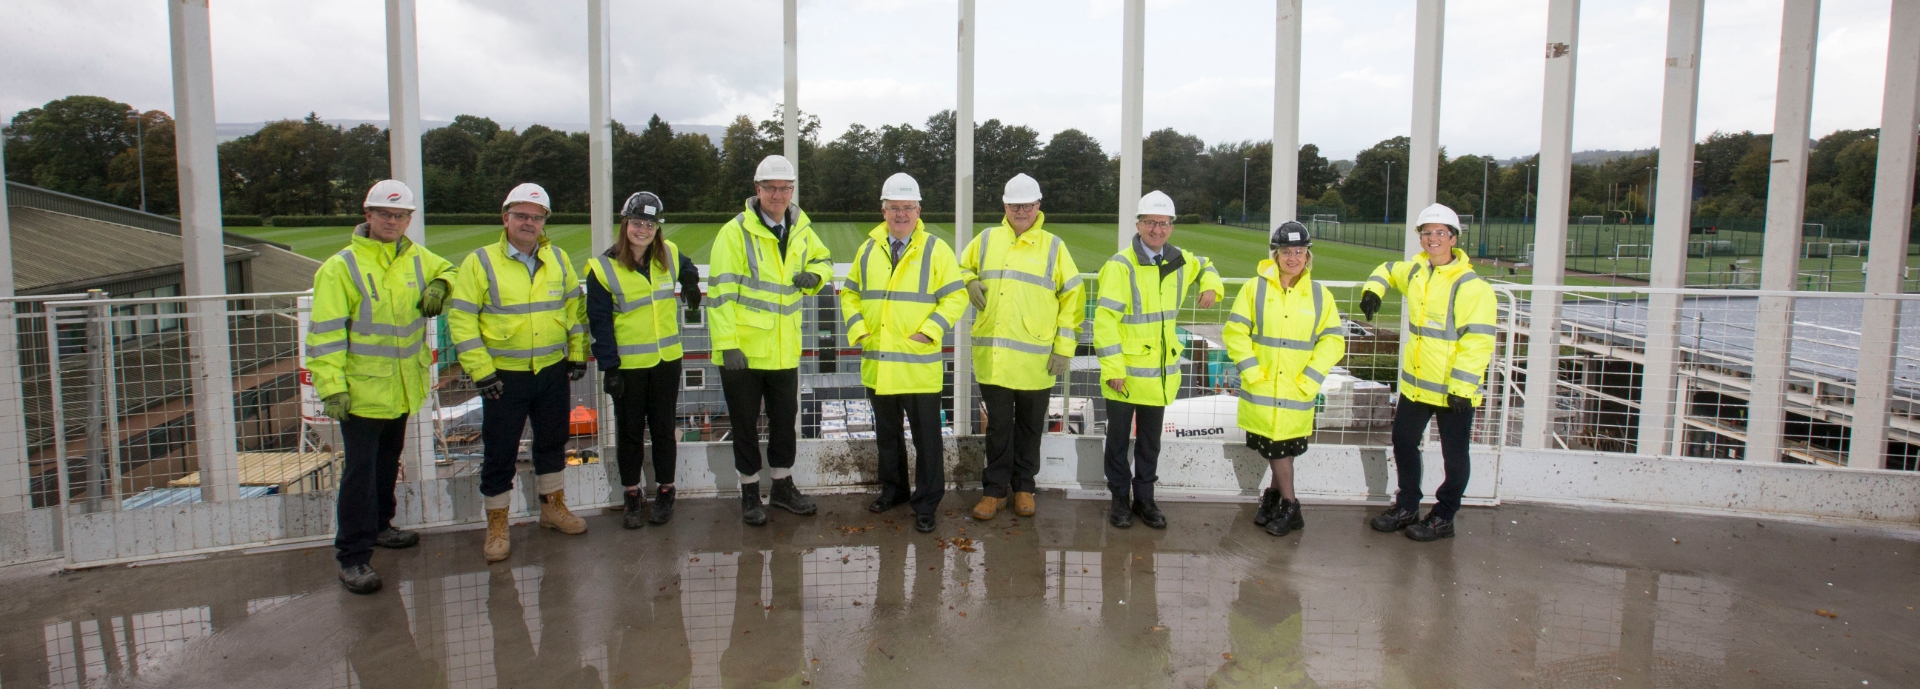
[1519,0,1581,449]
[1269,0,1302,226]
[1402,0,1445,253]
[170,1,241,501]
[783,0,800,186]
[1848,1,1920,468]
[0,139,27,512]
[386,0,438,478]
[1117,0,1145,248]
[1636,0,1706,457]
[587,0,614,256]
[1747,0,1821,465]
[953,0,976,432]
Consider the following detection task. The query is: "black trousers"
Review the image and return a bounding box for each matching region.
[870,390,945,516]
[1390,394,1475,519]
[980,383,1049,498]
[1103,398,1165,503]
[480,363,571,497]
[720,367,799,476]
[611,359,682,487]
[334,413,408,568]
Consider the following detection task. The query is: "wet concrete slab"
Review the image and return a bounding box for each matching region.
[1,493,1915,688]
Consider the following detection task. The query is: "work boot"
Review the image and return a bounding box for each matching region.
[622,489,646,530]
[339,564,382,594]
[1131,499,1168,530]
[374,526,419,549]
[769,477,817,516]
[914,513,937,533]
[1107,496,1133,529]
[741,483,769,526]
[868,487,906,514]
[1012,491,1036,517]
[1265,499,1305,537]
[483,508,511,563]
[649,485,676,524]
[1404,512,1455,542]
[539,490,588,535]
[971,495,1005,521]
[1368,504,1420,533]
[1253,488,1280,526]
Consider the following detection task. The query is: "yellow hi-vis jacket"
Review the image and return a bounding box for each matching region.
[1225,262,1345,441]
[446,232,587,381]
[1093,235,1225,406]
[585,239,685,369]
[706,199,833,370]
[1360,248,1497,407]
[841,221,969,395]
[957,212,1085,391]
[305,226,456,419]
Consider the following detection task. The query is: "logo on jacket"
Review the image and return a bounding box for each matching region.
[1170,426,1224,438]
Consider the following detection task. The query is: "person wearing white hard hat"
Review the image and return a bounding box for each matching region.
[707,155,833,526]
[306,179,455,593]
[446,182,591,563]
[957,173,1085,521]
[1355,202,1496,542]
[1091,190,1224,529]
[841,173,969,533]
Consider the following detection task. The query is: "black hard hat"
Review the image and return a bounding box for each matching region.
[620,191,664,221]
[1270,221,1312,249]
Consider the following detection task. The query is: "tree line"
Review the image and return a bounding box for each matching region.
[6,95,1911,227]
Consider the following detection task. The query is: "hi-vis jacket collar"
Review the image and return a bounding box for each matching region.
[1129,234,1184,271]
[749,197,796,230]
[870,219,926,242]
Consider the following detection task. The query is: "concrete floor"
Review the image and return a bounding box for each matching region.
[1,493,1915,689]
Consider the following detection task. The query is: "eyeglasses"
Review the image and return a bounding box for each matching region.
[1278,248,1310,257]
[1138,220,1171,230]
[369,209,411,222]
[1418,229,1453,238]
[757,184,796,195]
[1006,203,1038,213]
[883,204,919,214]
[625,220,660,231]
[506,211,549,224]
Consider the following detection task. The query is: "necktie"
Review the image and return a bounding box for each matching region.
[892,240,905,266]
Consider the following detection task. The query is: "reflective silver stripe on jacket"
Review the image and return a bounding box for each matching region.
[708,292,804,315]
[972,336,1051,355]
[1451,368,1482,385]
[489,341,569,359]
[1302,367,1326,383]
[1125,363,1180,379]
[1096,344,1123,357]
[617,335,682,355]
[1400,370,1449,393]
[1239,392,1315,411]
[863,350,945,364]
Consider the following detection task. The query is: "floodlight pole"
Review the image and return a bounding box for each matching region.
[1383,161,1392,224]
[1480,158,1493,257]
[130,113,148,213]
[1241,158,1249,224]
[1747,0,1820,465]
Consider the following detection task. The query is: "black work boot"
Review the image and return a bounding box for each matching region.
[374,527,419,549]
[741,482,769,526]
[1369,504,1420,532]
[1131,499,1168,530]
[1405,512,1455,542]
[1108,495,1133,529]
[622,489,646,530]
[1265,499,1304,537]
[650,485,675,524]
[1253,488,1280,526]
[339,564,382,594]
[768,477,817,516]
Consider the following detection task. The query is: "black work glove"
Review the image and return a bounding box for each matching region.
[1447,394,1474,414]
[682,289,702,312]
[721,349,748,371]
[793,272,821,290]
[474,374,504,400]
[568,361,588,382]
[1359,292,1382,321]
[603,370,625,397]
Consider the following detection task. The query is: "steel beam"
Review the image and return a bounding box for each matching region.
[1520,0,1581,449]
[783,0,800,193]
[1270,0,1302,227]
[1747,0,1821,464]
[1118,0,1146,249]
[1403,0,1445,254]
[1849,0,1920,468]
[385,0,440,480]
[1635,0,1705,458]
[588,0,614,256]
[0,138,27,513]
[954,0,976,433]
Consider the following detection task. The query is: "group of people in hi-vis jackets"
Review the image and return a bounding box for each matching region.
[306,155,1498,596]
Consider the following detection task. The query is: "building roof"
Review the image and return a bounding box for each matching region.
[243,242,323,293]
[9,207,253,295]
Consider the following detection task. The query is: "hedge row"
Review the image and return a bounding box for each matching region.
[236,211,1212,228]
[221,215,264,227]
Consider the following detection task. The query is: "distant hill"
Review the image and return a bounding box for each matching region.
[1497,148,1656,166]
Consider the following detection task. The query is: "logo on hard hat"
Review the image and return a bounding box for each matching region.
[387,193,402,202]
[1289,232,1302,242]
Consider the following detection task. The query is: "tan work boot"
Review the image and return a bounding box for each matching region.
[1012,492,1036,517]
[539,489,588,535]
[971,495,1005,521]
[483,508,511,563]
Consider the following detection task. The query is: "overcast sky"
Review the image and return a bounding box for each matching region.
[0,0,1895,161]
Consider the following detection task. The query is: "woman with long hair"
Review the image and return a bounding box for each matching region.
[585,191,702,527]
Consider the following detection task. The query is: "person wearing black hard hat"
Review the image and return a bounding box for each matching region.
[1223,221,1345,537]
[585,192,703,527]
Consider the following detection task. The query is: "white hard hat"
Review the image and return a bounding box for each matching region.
[1137,190,1176,218]
[1002,173,1042,204]
[754,155,798,182]
[502,183,552,212]
[1414,202,1461,233]
[363,179,417,211]
[880,172,922,201]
